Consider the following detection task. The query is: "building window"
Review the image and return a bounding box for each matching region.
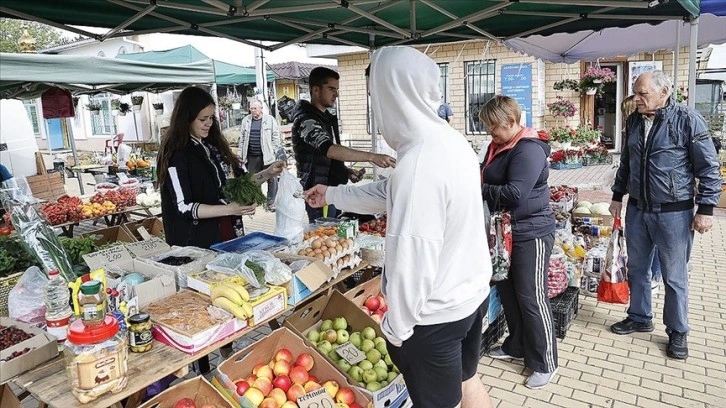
[90,93,116,135]
[23,100,41,135]
[438,63,449,104]
[464,60,496,134]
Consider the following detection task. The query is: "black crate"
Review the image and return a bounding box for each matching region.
[480,311,508,357]
[551,286,579,339]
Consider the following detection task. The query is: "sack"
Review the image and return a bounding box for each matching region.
[597,218,629,304]
[488,211,512,282]
[274,169,307,244]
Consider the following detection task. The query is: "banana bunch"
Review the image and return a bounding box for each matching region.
[210,283,254,320]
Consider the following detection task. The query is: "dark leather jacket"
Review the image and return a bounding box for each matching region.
[612,98,721,215]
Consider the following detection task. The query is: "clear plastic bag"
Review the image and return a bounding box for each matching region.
[274,170,307,244]
[9,266,49,324]
[206,252,258,288]
[246,250,293,286]
[141,246,215,288]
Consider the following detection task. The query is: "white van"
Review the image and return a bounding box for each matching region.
[0,99,40,178]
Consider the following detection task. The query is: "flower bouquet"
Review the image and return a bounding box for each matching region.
[549,126,576,148]
[547,96,577,118]
[550,148,583,170]
[583,142,612,166]
[574,124,601,145]
[579,66,616,96]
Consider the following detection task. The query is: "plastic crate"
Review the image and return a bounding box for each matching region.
[551,286,579,339]
[480,311,507,357]
[210,231,286,253]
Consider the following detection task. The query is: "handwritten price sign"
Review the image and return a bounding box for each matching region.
[82,246,126,269]
[126,238,166,258]
[335,341,366,364]
[298,387,336,408]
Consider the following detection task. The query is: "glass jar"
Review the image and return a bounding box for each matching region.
[64,315,128,404]
[127,313,153,353]
[78,280,105,326]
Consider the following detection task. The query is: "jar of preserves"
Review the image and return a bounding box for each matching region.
[64,315,128,404]
[78,280,105,326]
[127,313,153,353]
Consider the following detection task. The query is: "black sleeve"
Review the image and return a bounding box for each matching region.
[482,142,546,208]
[166,152,201,220]
[300,118,334,155]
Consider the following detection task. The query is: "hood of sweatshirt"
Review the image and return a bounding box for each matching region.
[369,46,458,154]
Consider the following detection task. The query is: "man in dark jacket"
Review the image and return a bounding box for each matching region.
[292,67,396,222]
[609,70,721,360]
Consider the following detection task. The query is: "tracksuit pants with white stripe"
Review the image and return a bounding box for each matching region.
[496,232,558,374]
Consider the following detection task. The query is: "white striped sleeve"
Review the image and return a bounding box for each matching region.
[168,166,200,219]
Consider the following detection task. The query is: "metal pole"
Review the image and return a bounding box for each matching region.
[673,21,680,93]
[369,33,378,180]
[687,17,698,110]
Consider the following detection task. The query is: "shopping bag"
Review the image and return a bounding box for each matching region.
[488,211,512,282]
[274,169,307,244]
[597,217,629,304]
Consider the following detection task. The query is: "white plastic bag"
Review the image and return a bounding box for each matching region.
[9,266,49,324]
[274,170,307,244]
[206,253,258,287]
[246,250,293,286]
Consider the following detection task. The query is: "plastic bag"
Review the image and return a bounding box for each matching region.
[9,266,49,324]
[246,250,293,286]
[547,253,568,299]
[141,246,215,289]
[274,170,307,244]
[598,218,629,304]
[206,252,258,287]
[488,211,512,282]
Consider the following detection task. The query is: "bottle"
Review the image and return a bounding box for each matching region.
[44,270,74,351]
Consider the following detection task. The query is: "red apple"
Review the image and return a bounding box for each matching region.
[335,387,355,405]
[173,398,196,408]
[273,359,292,377]
[364,296,380,312]
[269,359,276,369]
[350,404,363,408]
[323,380,339,398]
[308,374,319,384]
[259,397,280,408]
[374,309,385,318]
[257,365,274,381]
[370,313,382,324]
[244,387,265,406]
[360,306,371,315]
[289,365,309,385]
[377,295,387,312]
[253,362,268,375]
[275,348,294,363]
[294,353,315,371]
[253,377,274,396]
[269,388,287,406]
[281,401,298,408]
[286,384,305,402]
[272,374,292,392]
[247,374,258,386]
[304,381,322,393]
[235,380,251,396]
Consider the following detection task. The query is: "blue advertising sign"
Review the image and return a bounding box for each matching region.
[501,63,533,127]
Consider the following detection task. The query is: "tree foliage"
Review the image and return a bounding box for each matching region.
[0,18,68,53]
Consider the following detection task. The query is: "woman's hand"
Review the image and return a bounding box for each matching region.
[226,202,257,216]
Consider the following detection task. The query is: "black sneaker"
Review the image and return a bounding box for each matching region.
[667,332,688,360]
[611,318,654,335]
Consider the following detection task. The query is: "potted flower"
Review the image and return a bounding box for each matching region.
[583,142,612,166]
[574,124,601,146]
[85,102,102,115]
[111,99,121,115]
[553,79,579,91]
[131,95,144,111]
[228,94,243,110]
[549,126,576,149]
[579,66,616,95]
[152,102,164,115]
[218,96,233,111]
[676,86,688,103]
[118,102,131,116]
[547,96,577,119]
[550,148,583,170]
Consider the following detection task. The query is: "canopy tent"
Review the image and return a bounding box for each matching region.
[115,45,275,84]
[0,52,215,99]
[0,1,701,51]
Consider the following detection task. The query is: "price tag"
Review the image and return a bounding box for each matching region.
[117,172,129,183]
[126,238,168,258]
[297,387,336,408]
[83,246,128,269]
[137,226,152,241]
[335,341,366,364]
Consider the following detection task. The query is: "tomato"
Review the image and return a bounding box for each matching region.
[0,227,11,235]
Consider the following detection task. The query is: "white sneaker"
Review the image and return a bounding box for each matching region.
[525,369,557,389]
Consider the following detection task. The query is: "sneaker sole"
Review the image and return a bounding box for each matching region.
[488,353,523,361]
[667,351,688,360]
[611,325,655,335]
[525,368,558,390]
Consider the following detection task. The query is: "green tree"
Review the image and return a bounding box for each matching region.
[0,18,68,53]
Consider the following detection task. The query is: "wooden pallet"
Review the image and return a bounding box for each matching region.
[26,172,65,202]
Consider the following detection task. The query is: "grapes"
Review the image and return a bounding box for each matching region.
[0,327,35,351]
[2,347,33,362]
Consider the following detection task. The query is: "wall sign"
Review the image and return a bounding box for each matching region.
[501,63,533,127]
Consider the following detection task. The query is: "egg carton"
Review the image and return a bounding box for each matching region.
[284,236,357,258]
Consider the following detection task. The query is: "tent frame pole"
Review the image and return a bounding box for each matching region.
[369,33,378,181]
[687,17,698,110]
[99,3,157,41]
[673,22,681,91]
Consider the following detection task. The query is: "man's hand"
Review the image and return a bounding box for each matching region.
[266,161,286,178]
[692,214,713,234]
[304,185,328,208]
[609,201,623,218]
[347,167,365,183]
[369,154,396,169]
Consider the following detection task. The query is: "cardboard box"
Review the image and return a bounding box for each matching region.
[0,317,59,383]
[81,225,137,246]
[246,285,287,327]
[275,253,334,305]
[186,270,247,296]
[572,214,614,228]
[285,291,410,408]
[124,217,165,241]
[344,275,382,308]
[212,327,371,408]
[26,172,65,202]
[133,244,217,289]
[139,376,234,408]
[0,384,22,408]
[82,240,177,309]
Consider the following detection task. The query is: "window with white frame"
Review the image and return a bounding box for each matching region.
[23,100,41,135]
[89,94,117,135]
[438,63,449,104]
[464,60,496,134]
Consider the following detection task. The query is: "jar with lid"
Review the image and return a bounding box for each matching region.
[78,280,105,326]
[127,313,153,353]
[64,315,128,404]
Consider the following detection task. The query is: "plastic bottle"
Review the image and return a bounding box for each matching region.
[44,270,74,351]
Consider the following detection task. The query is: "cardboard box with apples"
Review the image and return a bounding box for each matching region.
[139,376,235,408]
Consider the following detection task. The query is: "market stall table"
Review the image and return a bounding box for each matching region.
[69,165,107,195]
[55,205,158,237]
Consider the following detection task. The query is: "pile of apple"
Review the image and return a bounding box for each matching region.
[306,317,399,392]
[172,399,216,408]
[233,348,362,408]
[361,295,387,324]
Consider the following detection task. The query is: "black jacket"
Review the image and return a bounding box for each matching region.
[291,100,348,189]
[481,133,555,241]
[161,138,229,249]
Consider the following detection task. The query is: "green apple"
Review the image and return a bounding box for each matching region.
[336,329,350,344]
[328,348,341,362]
[362,369,378,384]
[375,341,388,356]
[384,353,393,366]
[337,358,352,372]
[373,336,386,346]
[348,366,364,382]
[333,317,348,331]
[360,339,375,353]
[358,360,373,370]
[374,366,388,382]
[307,330,320,343]
[366,381,382,391]
[323,329,337,344]
[380,380,388,387]
[387,371,397,382]
[320,319,334,331]
[349,332,362,348]
[374,360,388,371]
[366,349,381,364]
[317,340,333,354]
[361,326,376,340]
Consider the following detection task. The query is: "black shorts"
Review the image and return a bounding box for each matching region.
[387,298,488,408]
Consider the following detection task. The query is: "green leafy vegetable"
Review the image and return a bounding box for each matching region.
[0,236,39,277]
[245,260,265,285]
[222,174,266,206]
[59,236,97,266]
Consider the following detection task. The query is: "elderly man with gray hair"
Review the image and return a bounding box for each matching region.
[609,70,721,360]
[240,99,283,211]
